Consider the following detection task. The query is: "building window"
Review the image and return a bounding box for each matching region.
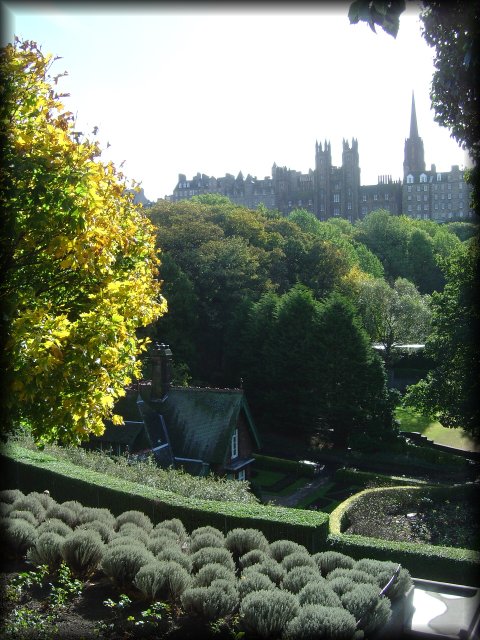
[417,205,421,211]
[407,174,414,184]
[384,194,389,201]
[424,195,428,201]
[424,185,428,192]
[408,195,412,201]
[420,174,427,183]
[407,185,412,192]
[333,194,340,203]
[362,194,367,201]
[373,194,378,201]
[424,205,428,210]
[347,202,352,210]
[236,469,246,481]
[408,205,412,212]
[231,429,238,459]
[361,206,367,215]
[437,173,442,181]
[333,207,340,216]
[448,193,452,199]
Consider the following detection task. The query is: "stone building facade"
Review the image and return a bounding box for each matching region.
[167,94,473,222]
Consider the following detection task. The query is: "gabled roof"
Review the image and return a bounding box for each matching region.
[154,387,261,465]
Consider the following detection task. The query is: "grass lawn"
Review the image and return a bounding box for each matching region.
[395,406,479,452]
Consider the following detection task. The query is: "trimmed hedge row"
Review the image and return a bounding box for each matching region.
[1,444,329,552]
[333,468,430,488]
[328,486,480,586]
[253,454,317,479]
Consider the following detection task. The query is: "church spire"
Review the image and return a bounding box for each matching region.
[403,91,425,177]
[410,91,419,138]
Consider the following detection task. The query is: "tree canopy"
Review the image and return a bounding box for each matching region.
[1,39,165,445]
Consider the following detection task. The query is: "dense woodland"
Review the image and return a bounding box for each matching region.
[147,196,479,444]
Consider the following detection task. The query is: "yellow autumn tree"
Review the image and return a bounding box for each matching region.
[0,38,166,445]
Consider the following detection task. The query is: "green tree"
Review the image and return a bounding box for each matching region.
[315,293,395,448]
[356,277,431,367]
[404,240,480,439]
[1,39,165,445]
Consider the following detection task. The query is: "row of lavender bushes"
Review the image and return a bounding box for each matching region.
[1,489,413,639]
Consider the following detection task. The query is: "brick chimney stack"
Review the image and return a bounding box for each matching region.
[151,342,172,400]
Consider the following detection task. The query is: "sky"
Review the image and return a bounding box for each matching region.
[2,1,472,202]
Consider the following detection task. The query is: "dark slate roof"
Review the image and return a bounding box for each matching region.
[154,388,260,465]
[92,421,147,448]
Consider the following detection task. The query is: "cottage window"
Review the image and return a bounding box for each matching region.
[406,174,414,184]
[237,469,246,481]
[420,174,427,183]
[231,429,239,459]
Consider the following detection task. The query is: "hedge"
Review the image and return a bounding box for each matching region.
[1,443,329,552]
[333,468,431,488]
[328,486,480,586]
[252,454,317,479]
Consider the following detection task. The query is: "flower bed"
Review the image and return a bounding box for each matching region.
[1,488,414,639]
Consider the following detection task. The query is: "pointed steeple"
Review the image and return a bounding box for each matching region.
[404,91,426,178]
[410,91,419,138]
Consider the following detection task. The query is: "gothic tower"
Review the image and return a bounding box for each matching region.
[314,140,332,219]
[403,91,426,177]
[341,138,360,220]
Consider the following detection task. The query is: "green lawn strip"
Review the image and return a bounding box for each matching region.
[250,469,288,488]
[395,407,479,451]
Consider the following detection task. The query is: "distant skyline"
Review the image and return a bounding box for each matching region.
[3,2,472,202]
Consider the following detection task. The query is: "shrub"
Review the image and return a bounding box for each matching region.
[284,604,357,640]
[148,535,180,556]
[0,503,12,517]
[134,559,192,601]
[328,576,358,597]
[190,526,225,542]
[28,491,55,510]
[108,535,147,549]
[0,489,24,503]
[282,566,322,594]
[76,506,115,527]
[60,500,85,516]
[242,560,286,586]
[194,563,236,587]
[157,546,192,573]
[61,530,105,578]
[37,518,73,538]
[181,583,238,621]
[116,523,151,546]
[8,509,38,526]
[341,584,392,634]
[27,532,64,569]
[239,549,271,569]
[281,552,317,572]
[102,544,154,588]
[238,571,276,598]
[354,558,413,600]
[326,568,378,586]
[298,581,342,607]
[133,560,163,600]
[361,596,392,635]
[191,547,235,573]
[12,495,46,522]
[1,518,37,555]
[269,539,308,562]
[76,520,113,543]
[240,589,300,638]
[154,518,187,541]
[313,551,355,576]
[225,528,269,563]
[45,504,77,527]
[115,510,153,532]
[162,561,193,600]
[188,532,225,553]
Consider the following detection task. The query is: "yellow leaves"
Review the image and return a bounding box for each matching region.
[111,414,124,425]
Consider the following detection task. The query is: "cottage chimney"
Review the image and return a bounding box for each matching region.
[151,342,172,400]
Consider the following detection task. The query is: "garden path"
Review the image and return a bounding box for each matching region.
[261,473,331,508]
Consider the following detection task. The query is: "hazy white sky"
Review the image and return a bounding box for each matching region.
[3,2,472,202]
